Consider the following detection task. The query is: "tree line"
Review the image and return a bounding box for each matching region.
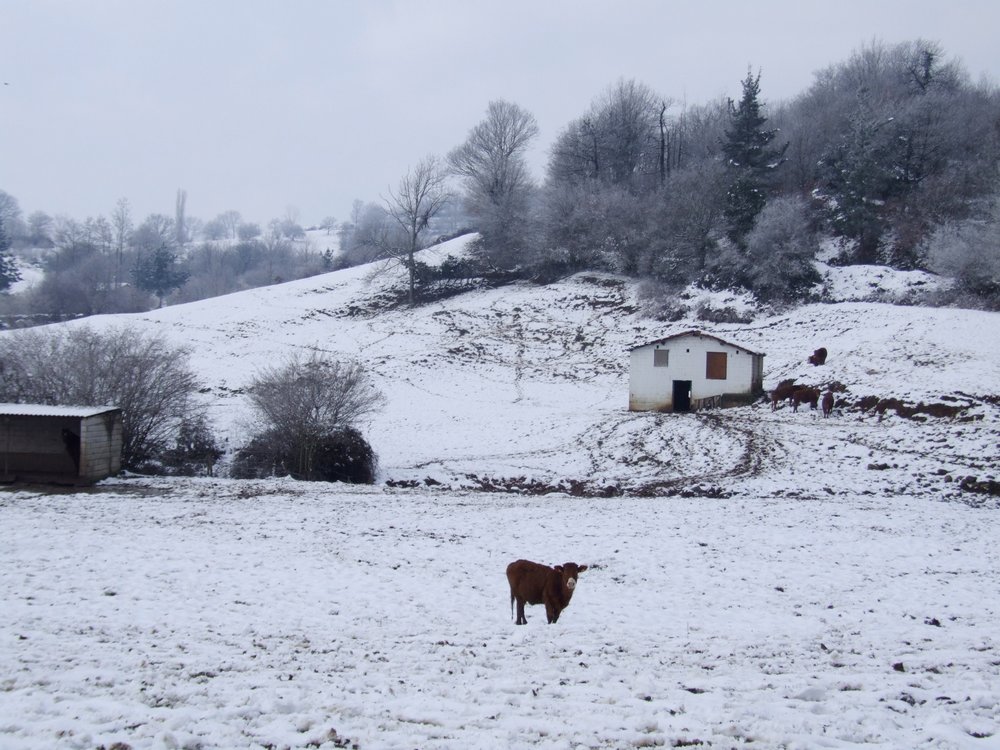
[0,191,341,325]
[341,38,1000,309]
[3,38,999,322]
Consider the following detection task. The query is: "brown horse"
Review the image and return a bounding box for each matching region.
[770,380,798,411]
[822,391,834,417]
[792,387,820,412]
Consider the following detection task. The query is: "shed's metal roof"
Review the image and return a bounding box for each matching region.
[0,403,120,418]
[631,329,765,356]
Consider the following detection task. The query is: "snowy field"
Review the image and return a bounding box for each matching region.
[2,479,1000,749]
[2,234,1000,748]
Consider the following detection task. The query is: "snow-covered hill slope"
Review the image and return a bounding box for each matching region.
[38,234,997,499]
[3,235,1000,749]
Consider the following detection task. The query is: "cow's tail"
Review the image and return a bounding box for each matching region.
[510,591,515,621]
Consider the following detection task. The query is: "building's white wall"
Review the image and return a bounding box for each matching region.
[629,335,758,411]
[79,412,122,479]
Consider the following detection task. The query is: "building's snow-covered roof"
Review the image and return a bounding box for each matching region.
[0,403,120,418]
[631,330,765,356]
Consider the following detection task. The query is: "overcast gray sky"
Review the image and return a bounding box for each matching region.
[2,0,998,229]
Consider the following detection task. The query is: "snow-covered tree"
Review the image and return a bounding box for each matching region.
[923,204,1000,304]
[0,216,22,292]
[740,196,820,302]
[721,69,787,246]
[449,100,539,269]
[548,79,665,191]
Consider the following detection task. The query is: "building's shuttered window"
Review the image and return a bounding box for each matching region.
[706,351,727,380]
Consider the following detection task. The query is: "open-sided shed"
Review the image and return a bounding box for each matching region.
[629,330,765,412]
[0,404,123,485]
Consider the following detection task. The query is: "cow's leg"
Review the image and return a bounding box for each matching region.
[546,603,558,624]
[515,598,527,625]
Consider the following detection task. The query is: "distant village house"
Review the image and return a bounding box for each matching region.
[0,404,123,485]
[629,331,764,412]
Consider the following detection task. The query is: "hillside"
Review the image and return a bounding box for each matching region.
[40,233,999,501]
[3,238,1000,749]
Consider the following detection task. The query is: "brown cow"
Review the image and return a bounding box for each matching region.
[770,380,798,411]
[822,390,834,417]
[507,559,588,625]
[808,347,828,366]
[792,387,820,412]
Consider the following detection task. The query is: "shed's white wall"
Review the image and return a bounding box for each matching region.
[629,336,758,411]
[79,412,123,479]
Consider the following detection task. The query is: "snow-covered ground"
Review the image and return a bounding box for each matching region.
[2,479,999,749]
[2,234,999,748]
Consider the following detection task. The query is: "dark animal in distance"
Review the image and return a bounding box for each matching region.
[808,347,828,366]
[770,379,798,411]
[822,390,834,417]
[506,559,588,625]
[792,387,820,412]
[61,429,81,473]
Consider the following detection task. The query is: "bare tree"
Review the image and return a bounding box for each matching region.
[111,198,133,289]
[237,222,262,241]
[217,210,242,240]
[175,189,187,246]
[548,79,663,191]
[0,325,200,468]
[449,100,538,204]
[383,156,450,305]
[26,210,53,247]
[448,100,539,268]
[339,202,396,267]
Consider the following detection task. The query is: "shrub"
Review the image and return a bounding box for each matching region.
[706,196,820,303]
[158,413,224,476]
[240,350,383,483]
[231,426,377,483]
[922,204,1000,308]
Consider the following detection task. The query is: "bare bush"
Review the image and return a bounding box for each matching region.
[0,325,200,468]
[244,350,384,482]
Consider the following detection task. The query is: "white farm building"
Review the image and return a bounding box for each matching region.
[629,331,765,412]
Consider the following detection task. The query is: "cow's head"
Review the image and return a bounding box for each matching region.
[556,562,588,591]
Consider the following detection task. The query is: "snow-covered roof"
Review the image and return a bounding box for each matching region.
[631,330,765,357]
[0,403,120,418]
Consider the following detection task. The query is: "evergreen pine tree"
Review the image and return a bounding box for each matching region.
[0,217,22,292]
[722,70,787,247]
[133,244,189,307]
[818,109,898,265]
